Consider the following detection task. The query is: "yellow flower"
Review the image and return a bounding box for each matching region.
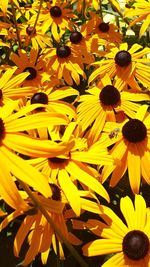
[125,0,150,37]
[0,186,103,266]
[83,195,150,266]
[101,105,150,193]
[43,44,86,85]
[37,0,76,42]
[85,13,122,44]
[0,66,37,104]
[77,74,150,143]
[89,43,150,90]
[28,122,113,215]
[20,23,52,50]
[0,100,72,201]
[10,49,47,87]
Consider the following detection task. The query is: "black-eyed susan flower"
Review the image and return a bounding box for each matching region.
[27,122,113,216]
[10,49,47,87]
[20,22,52,50]
[29,84,79,120]
[83,194,150,266]
[0,186,104,266]
[0,100,73,198]
[85,14,122,44]
[77,74,150,143]
[37,0,76,42]
[0,66,37,104]
[15,0,37,21]
[125,0,150,37]
[101,105,150,194]
[43,44,86,85]
[89,43,150,90]
[67,29,95,65]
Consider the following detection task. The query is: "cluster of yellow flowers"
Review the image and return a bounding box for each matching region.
[0,0,149,266]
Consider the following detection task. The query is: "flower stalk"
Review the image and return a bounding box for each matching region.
[18,179,89,267]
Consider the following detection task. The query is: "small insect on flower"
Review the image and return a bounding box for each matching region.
[109,128,120,139]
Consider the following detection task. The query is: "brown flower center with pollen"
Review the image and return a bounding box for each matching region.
[115,50,131,67]
[0,90,2,100]
[70,31,83,44]
[99,85,121,106]
[123,230,149,260]
[23,67,37,80]
[56,45,71,58]
[0,118,5,141]
[98,22,110,32]
[50,183,61,201]
[48,157,68,164]
[50,6,62,17]
[26,26,36,36]
[31,92,48,105]
[122,119,147,143]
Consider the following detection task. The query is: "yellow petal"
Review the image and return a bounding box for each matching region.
[83,239,122,256]
[1,146,52,198]
[4,133,75,157]
[14,215,37,257]
[0,151,27,210]
[58,169,81,216]
[66,161,109,202]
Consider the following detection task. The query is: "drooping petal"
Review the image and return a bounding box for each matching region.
[66,161,109,202]
[1,146,52,198]
[58,169,81,216]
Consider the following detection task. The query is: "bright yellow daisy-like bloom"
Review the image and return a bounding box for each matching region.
[101,105,150,194]
[82,194,150,266]
[36,0,76,42]
[89,43,150,90]
[20,22,52,50]
[43,44,86,85]
[15,0,38,21]
[0,66,38,104]
[0,100,73,202]
[77,74,150,143]
[10,48,47,87]
[85,14,122,44]
[28,122,113,216]
[0,186,104,266]
[125,0,150,37]
[29,84,79,120]
[66,29,95,65]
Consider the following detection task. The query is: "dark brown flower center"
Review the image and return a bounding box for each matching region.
[115,50,131,67]
[99,85,121,106]
[50,183,61,201]
[31,92,48,105]
[98,22,110,32]
[122,119,147,143]
[23,67,37,80]
[26,26,36,36]
[48,157,67,164]
[0,118,5,141]
[70,31,83,44]
[56,45,71,58]
[123,230,149,260]
[0,90,2,100]
[50,6,62,17]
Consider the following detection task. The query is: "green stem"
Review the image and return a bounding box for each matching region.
[26,0,43,49]
[81,0,86,23]
[10,0,22,49]
[99,0,103,19]
[18,180,89,267]
[108,1,129,25]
